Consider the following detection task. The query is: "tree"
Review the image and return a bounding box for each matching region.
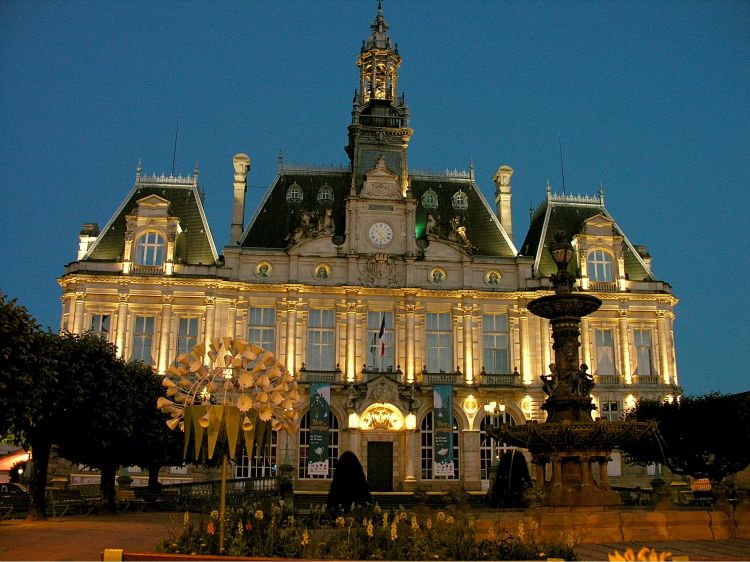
[128,361,185,490]
[622,393,750,485]
[0,294,60,520]
[327,451,372,512]
[53,331,135,512]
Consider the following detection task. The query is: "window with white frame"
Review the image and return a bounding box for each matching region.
[420,411,460,480]
[286,182,303,203]
[135,232,165,266]
[425,312,452,372]
[587,250,613,282]
[633,329,654,376]
[451,189,468,210]
[248,307,276,353]
[236,430,277,479]
[131,316,155,363]
[600,400,620,421]
[317,183,334,204]
[176,317,199,360]
[421,188,438,209]
[367,311,394,372]
[90,314,111,339]
[479,412,518,481]
[607,451,622,477]
[307,309,335,370]
[298,410,339,479]
[482,314,509,374]
[594,329,616,375]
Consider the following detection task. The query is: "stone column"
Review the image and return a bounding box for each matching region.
[404,430,417,482]
[226,301,237,338]
[286,297,298,376]
[541,318,551,373]
[580,317,591,367]
[519,308,531,384]
[462,304,474,384]
[204,296,216,353]
[405,301,416,383]
[72,292,85,334]
[157,295,173,373]
[619,310,631,383]
[346,298,357,382]
[115,293,129,359]
[657,312,671,385]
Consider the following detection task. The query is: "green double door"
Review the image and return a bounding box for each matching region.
[367,441,393,492]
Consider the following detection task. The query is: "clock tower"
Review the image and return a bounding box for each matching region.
[344,3,417,263]
[346,1,412,197]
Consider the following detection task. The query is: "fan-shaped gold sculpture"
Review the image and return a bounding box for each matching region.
[158,337,301,461]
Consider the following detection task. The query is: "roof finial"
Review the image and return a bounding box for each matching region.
[469,158,475,180]
[136,159,142,180]
[546,178,552,193]
[278,149,284,174]
[599,182,605,204]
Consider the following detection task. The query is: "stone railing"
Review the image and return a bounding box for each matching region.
[635,375,660,385]
[362,368,403,383]
[297,366,342,384]
[420,371,463,385]
[589,281,619,292]
[479,372,523,387]
[130,264,165,276]
[595,375,621,386]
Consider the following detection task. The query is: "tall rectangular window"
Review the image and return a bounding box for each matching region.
[425,312,452,372]
[248,307,276,353]
[367,311,394,371]
[594,329,615,375]
[601,400,620,421]
[633,329,653,376]
[176,317,199,359]
[307,309,335,370]
[132,316,155,364]
[482,314,509,374]
[90,314,111,339]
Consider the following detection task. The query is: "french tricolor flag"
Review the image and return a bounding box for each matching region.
[378,315,386,357]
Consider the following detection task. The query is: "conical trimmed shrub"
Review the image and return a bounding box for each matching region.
[327,450,372,512]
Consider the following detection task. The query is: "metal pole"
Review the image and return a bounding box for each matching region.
[219,453,227,553]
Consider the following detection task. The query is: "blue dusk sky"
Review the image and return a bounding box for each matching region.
[1,1,748,395]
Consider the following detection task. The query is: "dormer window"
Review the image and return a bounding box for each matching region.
[135,232,165,266]
[422,188,438,210]
[317,183,334,204]
[587,250,613,282]
[451,189,468,210]
[286,182,303,203]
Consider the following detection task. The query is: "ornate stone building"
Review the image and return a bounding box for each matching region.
[58,5,679,491]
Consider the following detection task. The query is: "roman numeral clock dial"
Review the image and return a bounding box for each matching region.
[368,221,393,247]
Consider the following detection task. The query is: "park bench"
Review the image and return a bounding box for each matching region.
[0,490,29,520]
[47,487,99,517]
[116,488,148,512]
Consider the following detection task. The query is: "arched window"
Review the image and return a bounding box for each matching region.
[479,412,519,481]
[317,183,334,204]
[421,188,439,210]
[236,430,277,479]
[420,411,460,480]
[587,250,613,282]
[298,409,339,479]
[135,232,165,265]
[451,189,468,210]
[286,182,303,203]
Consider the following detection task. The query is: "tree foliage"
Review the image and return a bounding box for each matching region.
[623,393,750,483]
[327,450,372,512]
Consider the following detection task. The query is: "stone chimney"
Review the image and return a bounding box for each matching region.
[231,153,251,244]
[78,223,100,260]
[492,165,514,241]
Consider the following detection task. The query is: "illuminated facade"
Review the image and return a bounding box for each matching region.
[58,5,679,491]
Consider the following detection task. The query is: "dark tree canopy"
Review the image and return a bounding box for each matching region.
[622,393,750,483]
[489,449,531,508]
[327,450,372,512]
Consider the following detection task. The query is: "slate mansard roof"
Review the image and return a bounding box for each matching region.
[240,165,516,258]
[520,190,655,282]
[82,171,219,266]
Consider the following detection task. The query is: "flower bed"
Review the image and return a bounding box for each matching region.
[158,502,577,560]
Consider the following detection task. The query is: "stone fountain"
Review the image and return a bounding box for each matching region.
[489,232,656,507]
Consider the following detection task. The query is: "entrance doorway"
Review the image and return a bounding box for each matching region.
[367,441,393,492]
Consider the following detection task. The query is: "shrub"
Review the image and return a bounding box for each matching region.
[327,450,372,513]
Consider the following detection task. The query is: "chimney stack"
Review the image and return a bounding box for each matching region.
[231,153,251,244]
[492,165,514,241]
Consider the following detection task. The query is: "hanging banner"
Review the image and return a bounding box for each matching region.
[433,384,454,477]
[308,383,331,477]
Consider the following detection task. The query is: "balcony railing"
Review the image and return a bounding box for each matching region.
[297,365,342,384]
[420,369,463,386]
[359,115,404,128]
[479,372,523,387]
[362,367,403,383]
[589,281,619,292]
[130,264,164,276]
[635,375,660,385]
[595,375,621,386]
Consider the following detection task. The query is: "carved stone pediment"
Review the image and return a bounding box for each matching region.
[358,253,399,287]
[365,376,400,406]
[135,194,171,217]
[361,156,401,199]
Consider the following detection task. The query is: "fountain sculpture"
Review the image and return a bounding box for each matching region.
[488,232,656,507]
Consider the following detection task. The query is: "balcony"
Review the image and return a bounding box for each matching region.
[297,364,342,384]
[479,371,523,387]
[130,264,164,276]
[589,281,619,292]
[420,368,463,386]
[595,375,621,386]
[362,367,403,383]
[635,375,660,386]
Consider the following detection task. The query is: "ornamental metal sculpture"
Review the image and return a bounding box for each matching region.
[488,231,656,507]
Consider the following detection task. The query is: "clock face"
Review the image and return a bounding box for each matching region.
[368,222,393,246]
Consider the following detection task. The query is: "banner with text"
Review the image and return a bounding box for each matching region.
[433,384,454,477]
[308,383,331,477]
